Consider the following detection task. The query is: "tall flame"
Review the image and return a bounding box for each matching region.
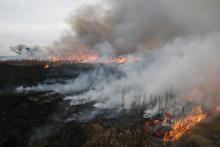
[163,106,206,142]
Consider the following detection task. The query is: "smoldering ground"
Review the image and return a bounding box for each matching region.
[18,33,220,110]
[16,0,220,116]
[3,1,220,146]
[16,0,220,115]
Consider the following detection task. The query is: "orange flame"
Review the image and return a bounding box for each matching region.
[44,64,50,69]
[45,54,135,64]
[108,56,128,64]
[22,53,140,64]
[163,106,206,142]
[48,53,98,63]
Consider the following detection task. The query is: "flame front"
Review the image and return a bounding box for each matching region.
[45,54,133,64]
[19,52,140,64]
[163,106,206,142]
[48,53,98,63]
[108,56,128,64]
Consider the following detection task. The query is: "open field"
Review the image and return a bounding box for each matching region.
[0,61,220,147]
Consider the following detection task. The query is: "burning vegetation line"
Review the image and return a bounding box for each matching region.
[163,106,206,142]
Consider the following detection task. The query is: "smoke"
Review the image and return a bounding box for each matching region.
[69,33,220,108]
[13,0,220,58]
[17,33,220,109]
[17,0,220,113]
[46,0,220,57]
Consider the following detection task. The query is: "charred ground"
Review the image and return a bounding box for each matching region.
[0,61,220,147]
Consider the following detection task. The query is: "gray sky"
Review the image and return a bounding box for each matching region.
[0,0,98,56]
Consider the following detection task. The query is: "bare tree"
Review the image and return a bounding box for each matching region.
[10,44,39,56]
[10,44,30,55]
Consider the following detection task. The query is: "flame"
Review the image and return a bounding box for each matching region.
[48,53,98,63]
[163,106,206,142]
[44,64,50,69]
[45,54,135,64]
[108,56,128,64]
[19,52,140,64]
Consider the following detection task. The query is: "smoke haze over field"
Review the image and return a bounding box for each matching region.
[17,0,220,112]
[19,33,220,109]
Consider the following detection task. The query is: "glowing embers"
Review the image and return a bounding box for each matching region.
[163,106,206,142]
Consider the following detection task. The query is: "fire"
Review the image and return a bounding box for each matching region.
[48,53,98,63]
[19,52,140,64]
[46,54,133,64]
[44,64,50,69]
[108,56,128,64]
[163,106,206,142]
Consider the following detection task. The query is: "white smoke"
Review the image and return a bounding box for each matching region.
[16,0,220,113]
[67,33,220,108]
[17,33,220,109]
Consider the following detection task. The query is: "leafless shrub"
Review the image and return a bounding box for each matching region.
[127,89,177,117]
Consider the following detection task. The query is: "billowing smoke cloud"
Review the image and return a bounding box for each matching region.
[47,0,220,57]
[17,0,220,114]
[18,33,220,109]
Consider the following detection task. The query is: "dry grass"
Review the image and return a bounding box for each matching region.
[82,123,153,147]
[171,114,220,147]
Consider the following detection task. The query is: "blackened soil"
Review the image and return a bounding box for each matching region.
[0,92,59,147]
[1,61,219,147]
[0,61,91,147]
[0,92,87,147]
[0,61,95,90]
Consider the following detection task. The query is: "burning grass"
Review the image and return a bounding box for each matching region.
[0,62,220,147]
[46,55,132,64]
[163,106,206,142]
[0,91,218,147]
